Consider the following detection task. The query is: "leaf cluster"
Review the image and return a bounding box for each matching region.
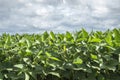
[0,29,120,80]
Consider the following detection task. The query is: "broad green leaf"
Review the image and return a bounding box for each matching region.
[82,28,88,38]
[66,31,72,39]
[75,48,81,52]
[26,48,31,53]
[25,73,30,80]
[28,72,37,80]
[90,54,97,60]
[25,48,32,56]
[73,57,83,64]
[113,29,120,43]
[50,31,56,40]
[76,38,87,42]
[19,38,26,43]
[26,39,31,48]
[63,45,66,52]
[74,64,92,73]
[48,63,56,68]
[5,35,11,45]
[3,35,12,48]
[23,58,29,62]
[64,31,74,42]
[45,52,60,61]
[50,57,61,61]
[14,64,24,69]
[23,58,31,65]
[89,38,102,43]
[105,32,113,46]
[57,33,64,40]
[42,31,49,41]
[45,52,51,57]
[48,72,60,78]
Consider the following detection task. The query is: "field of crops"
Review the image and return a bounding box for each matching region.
[0,29,120,80]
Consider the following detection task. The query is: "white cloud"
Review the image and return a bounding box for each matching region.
[0,0,120,33]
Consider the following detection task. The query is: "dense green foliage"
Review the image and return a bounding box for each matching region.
[0,29,120,80]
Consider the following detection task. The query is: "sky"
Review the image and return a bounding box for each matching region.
[0,0,120,33]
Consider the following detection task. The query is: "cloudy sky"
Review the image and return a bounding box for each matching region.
[0,0,120,33]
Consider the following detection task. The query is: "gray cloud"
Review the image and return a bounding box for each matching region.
[0,0,120,33]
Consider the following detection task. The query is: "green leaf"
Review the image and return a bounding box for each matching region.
[89,38,102,43]
[66,31,72,39]
[50,31,56,40]
[113,29,120,43]
[23,58,31,65]
[42,31,49,41]
[26,39,31,48]
[19,38,26,43]
[73,57,83,64]
[50,57,61,61]
[48,72,60,78]
[25,48,32,56]
[91,54,97,60]
[105,32,113,46]
[82,28,88,38]
[63,45,66,52]
[45,52,51,57]
[45,52,61,61]
[64,31,73,41]
[25,73,30,80]
[14,64,24,69]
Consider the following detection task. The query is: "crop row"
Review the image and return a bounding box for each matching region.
[0,29,120,80]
